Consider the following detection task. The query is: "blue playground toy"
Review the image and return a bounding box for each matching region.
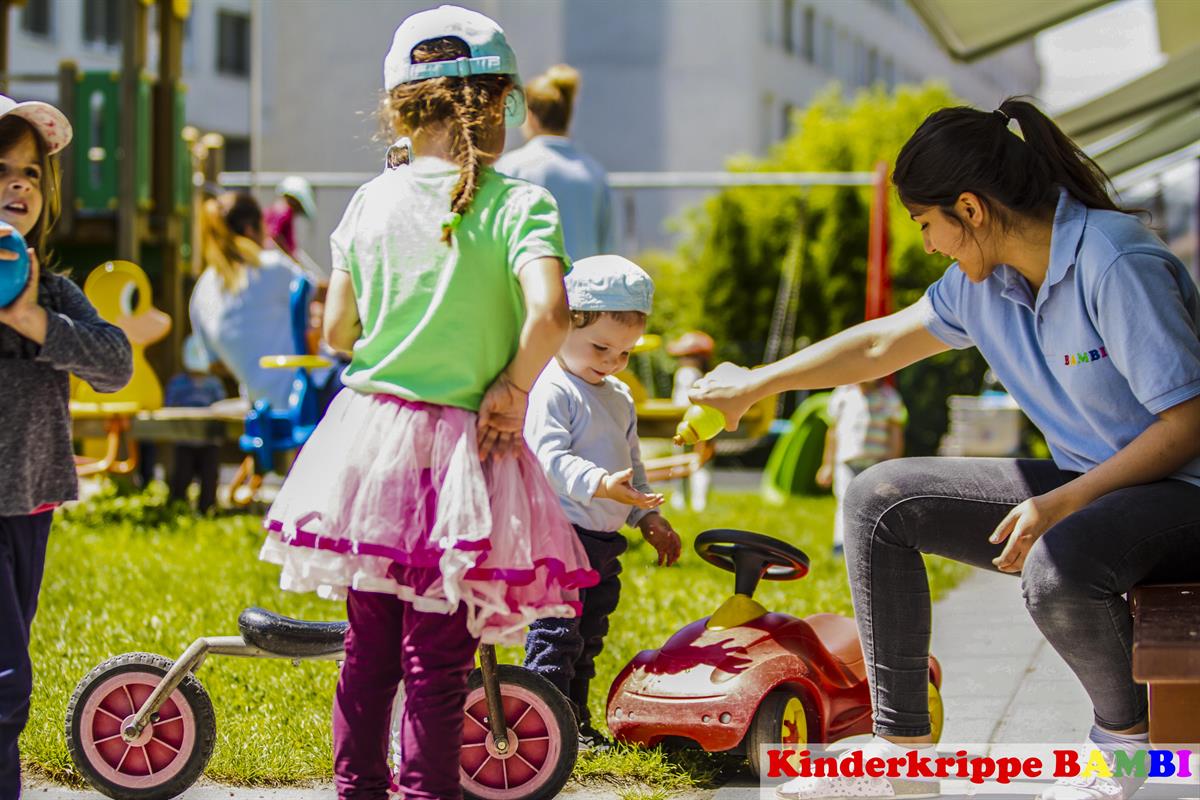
[0,228,30,308]
[230,275,342,503]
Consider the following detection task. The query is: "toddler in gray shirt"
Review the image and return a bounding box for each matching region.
[523,254,682,745]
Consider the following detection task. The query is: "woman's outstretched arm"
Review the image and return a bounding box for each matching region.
[690,298,950,430]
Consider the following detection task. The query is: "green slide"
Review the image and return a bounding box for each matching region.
[761,391,833,504]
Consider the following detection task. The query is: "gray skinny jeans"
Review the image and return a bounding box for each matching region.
[842,457,1200,737]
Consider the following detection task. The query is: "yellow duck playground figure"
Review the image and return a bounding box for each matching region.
[71,260,171,475]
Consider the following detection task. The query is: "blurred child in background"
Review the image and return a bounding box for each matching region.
[818,379,906,555]
[668,330,715,512]
[164,334,227,511]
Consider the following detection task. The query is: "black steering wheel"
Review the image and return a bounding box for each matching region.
[694,529,810,598]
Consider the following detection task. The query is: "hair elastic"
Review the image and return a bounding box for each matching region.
[993,108,1010,123]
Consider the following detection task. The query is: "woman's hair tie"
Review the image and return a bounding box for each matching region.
[993,108,1010,123]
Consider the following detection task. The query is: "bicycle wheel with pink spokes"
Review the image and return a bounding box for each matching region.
[460,665,577,800]
[66,652,216,800]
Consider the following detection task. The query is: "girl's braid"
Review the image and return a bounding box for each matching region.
[444,80,484,244]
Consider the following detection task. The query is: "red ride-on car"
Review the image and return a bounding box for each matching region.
[606,529,943,775]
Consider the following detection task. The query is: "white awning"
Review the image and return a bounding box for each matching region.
[905,0,1109,61]
[1055,45,1200,146]
[1091,109,1200,177]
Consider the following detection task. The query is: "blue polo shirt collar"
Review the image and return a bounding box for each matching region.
[1040,189,1087,305]
[996,189,1086,312]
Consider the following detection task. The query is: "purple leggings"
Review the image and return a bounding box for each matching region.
[333,571,478,800]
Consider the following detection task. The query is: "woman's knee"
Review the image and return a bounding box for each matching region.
[1021,532,1106,613]
[842,458,929,548]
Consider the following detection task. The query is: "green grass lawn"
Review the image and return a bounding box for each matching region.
[24,481,967,790]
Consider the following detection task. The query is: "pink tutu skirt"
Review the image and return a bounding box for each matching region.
[259,389,598,644]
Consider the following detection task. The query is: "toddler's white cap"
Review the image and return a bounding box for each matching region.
[566,255,654,315]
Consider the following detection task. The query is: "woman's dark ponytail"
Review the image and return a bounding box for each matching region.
[893,95,1122,228]
[997,98,1119,213]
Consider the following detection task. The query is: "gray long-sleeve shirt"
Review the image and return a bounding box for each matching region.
[524,358,651,532]
[1,273,133,516]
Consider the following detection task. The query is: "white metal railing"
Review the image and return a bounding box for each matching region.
[219,170,880,190]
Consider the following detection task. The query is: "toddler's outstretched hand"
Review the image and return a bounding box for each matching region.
[638,512,682,567]
[595,468,664,509]
[477,372,528,461]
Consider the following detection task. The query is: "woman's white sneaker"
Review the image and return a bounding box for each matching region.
[776,775,940,800]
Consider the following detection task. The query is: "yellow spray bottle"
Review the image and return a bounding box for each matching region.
[673,404,727,446]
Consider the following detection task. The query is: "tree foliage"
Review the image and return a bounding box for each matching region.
[644,84,989,455]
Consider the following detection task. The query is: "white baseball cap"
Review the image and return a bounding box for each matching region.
[383,5,525,126]
[276,175,316,218]
[0,94,72,155]
[182,334,212,373]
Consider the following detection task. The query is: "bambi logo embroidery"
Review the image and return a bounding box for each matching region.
[1063,346,1108,366]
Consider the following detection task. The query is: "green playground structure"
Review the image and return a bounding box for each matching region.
[761,391,832,504]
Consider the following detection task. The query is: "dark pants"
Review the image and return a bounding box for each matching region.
[0,512,53,800]
[525,526,627,727]
[843,457,1200,737]
[333,569,478,800]
[168,444,220,512]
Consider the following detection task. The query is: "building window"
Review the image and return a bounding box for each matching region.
[223,136,250,171]
[820,19,834,72]
[216,10,250,78]
[782,0,795,54]
[21,0,53,38]
[882,57,895,89]
[761,93,775,152]
[853,39,867,86]
[83,0,120,48]
[182,15,196,70]
[781,103,796,138]
[801,7,815,64]
[867,48,879,86]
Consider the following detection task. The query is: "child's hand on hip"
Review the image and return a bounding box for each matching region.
[638,512,682,566]
[477,372,529,461]
[595,468,664,509]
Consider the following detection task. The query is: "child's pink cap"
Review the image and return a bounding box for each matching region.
[0,94,72,155]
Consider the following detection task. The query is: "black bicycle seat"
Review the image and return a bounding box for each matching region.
[237,607,348,658]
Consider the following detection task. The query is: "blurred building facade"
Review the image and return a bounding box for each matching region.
[5,0,253,166]
[5,0,1041,255]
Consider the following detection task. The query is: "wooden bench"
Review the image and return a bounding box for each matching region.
[1131,583,1200,746]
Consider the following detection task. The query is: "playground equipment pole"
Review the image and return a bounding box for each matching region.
[865,161,892,321]
[117,0,147,263]
[0,0,9,96]
[153,0,187,376]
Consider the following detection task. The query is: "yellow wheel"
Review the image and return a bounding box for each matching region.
[747,691,808,778]
[781,696,807,744]
[929,681,944,744]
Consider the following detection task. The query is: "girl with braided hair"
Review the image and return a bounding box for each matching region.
[257,7,597,798]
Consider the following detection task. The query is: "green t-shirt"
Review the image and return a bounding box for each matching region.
[331,158,569,411]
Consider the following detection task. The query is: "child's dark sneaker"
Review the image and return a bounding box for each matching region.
[578,723,612,751]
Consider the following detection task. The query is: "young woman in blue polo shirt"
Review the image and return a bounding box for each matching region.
[692,97,1200,800]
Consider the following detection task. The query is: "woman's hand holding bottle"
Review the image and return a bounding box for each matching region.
[688,361,761,432]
